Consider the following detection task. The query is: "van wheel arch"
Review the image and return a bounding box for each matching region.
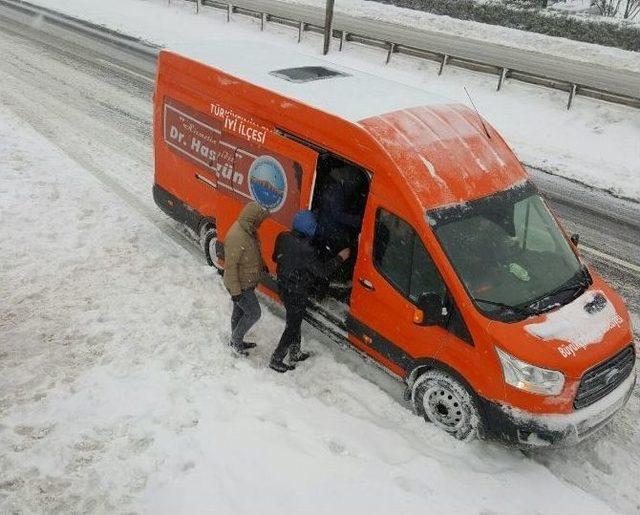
[408,360,485,440]
[198,218,216,238]
[199,219,223,273]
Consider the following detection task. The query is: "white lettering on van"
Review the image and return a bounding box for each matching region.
[211,104,227,118]
[224,117,237,132]
[232,171,244,186]
[170,125,186,145]
[556,313,624,358]
[210,102,270,146]
[220,163,233,180]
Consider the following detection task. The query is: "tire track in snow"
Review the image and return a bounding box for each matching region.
[0,28,202,262]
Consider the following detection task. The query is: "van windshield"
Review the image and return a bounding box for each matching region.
[427,182,590,322]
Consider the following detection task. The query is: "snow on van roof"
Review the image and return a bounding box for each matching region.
[168,41,450,122]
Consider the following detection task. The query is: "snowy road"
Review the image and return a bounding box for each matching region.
[1,4,639,513]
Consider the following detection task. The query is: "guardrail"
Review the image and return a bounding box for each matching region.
[170,0,640,109]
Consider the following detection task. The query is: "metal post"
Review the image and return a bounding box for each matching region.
[298,21,305,43]
[386,42,396,64]
[195,0,199,14]
[339,30,346,51]
[567,84,577,109]
[323,0,335,55]
[497,67,508,91]
[227,3,232,22]
[261,12,267,31]
[438,54,449,76]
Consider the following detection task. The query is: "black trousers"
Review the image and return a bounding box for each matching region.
[271,291,306,364]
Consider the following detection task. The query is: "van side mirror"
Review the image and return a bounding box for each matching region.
[414,292,447,326]
[570,233,580,247]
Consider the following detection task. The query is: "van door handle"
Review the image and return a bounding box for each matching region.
[359,278,375,291]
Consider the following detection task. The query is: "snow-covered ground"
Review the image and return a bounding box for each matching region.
[1,1,639,513]
[22,0,640,202]
[547,0,640,25]
[291,0,640,67]
[0,102,621,513]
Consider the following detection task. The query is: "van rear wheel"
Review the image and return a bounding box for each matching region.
[201,225,223,274]
[412,369,481,442]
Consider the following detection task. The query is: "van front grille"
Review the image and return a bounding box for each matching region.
[574,345,635,410]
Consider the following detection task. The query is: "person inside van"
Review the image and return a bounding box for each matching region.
[315,165,367,287]
[315,165,366,253]
[223,202,270,356]
[270,210,350,373]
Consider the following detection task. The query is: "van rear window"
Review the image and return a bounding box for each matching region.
[269,66,349,83]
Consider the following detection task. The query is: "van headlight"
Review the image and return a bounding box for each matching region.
[496,348,565,396]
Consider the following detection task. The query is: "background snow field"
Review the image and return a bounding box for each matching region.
[0,0,639,513]
[24,0,640,202]
[0,104,616,513]
[290,0,640,70]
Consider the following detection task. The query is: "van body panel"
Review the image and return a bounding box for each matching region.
[349,192,449,374]
[153,46,634,446]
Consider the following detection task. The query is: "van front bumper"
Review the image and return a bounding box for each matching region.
[479,368,636,448]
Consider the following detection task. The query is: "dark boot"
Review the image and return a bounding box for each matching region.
[229,341,249,357]
[269,360,295,373]
[240,341,257,350]
[290,351,311,362]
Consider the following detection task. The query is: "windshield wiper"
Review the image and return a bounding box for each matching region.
[525,266,592,312]
[474,298,533,316]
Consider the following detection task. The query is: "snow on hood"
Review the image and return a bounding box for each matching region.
[524,290,624,358]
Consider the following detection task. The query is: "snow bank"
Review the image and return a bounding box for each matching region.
[0,100,617,512]
[22,0,640,201]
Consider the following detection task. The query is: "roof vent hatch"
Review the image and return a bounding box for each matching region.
[269,66,349,83]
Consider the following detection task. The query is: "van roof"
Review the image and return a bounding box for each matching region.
[166,42,527,209]
[360,105,528,209]
[168,41,450,121]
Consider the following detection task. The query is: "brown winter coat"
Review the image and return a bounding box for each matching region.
[223,202,270,297]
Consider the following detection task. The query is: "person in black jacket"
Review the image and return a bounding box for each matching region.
[270,210,350,373]
[315,165,367,255]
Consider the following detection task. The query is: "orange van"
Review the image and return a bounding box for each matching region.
[153,42,636,447]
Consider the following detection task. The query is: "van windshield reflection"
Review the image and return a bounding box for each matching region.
[427,182,589,322]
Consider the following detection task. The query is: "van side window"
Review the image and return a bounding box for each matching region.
[410,238,446,303]
[374,209,445,303]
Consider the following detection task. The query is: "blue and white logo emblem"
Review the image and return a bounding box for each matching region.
[248,155,287,212]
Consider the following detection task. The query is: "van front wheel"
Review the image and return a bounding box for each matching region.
[202,226,223,274]
[412,369,481,442]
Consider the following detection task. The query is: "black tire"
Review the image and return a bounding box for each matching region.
[412,369,481,442]
[201,225,223,274]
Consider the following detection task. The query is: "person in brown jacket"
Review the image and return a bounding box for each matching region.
[223,202,270,356]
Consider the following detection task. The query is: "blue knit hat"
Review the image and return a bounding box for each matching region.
[293,210,317,238]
